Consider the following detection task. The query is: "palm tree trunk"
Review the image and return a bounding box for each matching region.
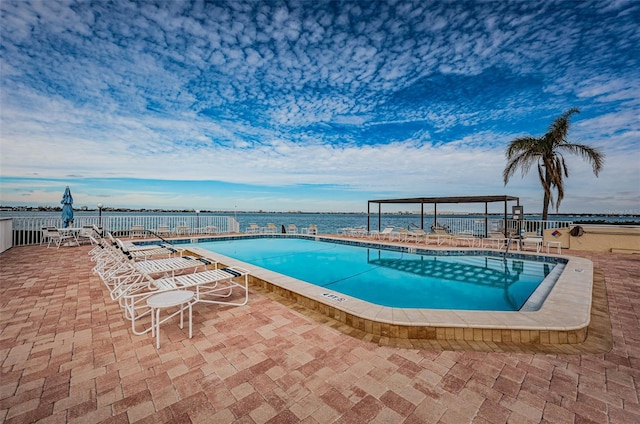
[542,168,551,221]
[542,192,550,221]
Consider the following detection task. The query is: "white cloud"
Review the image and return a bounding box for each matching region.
[1,0,638,212]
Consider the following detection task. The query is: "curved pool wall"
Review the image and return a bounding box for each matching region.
[142,234,594,344]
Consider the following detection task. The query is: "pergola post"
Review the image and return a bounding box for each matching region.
[504,199,508,237]
[484,202,488,237]
[433,203,437,228]
[367,202,370,232]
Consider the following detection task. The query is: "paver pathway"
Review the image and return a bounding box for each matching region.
[1,244,638,423]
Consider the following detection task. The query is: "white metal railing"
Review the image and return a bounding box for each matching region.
[430,217,572,237]
[503,218,572,236]
[8,215,240,246]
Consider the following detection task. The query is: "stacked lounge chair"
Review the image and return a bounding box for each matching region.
[89,232,250,339]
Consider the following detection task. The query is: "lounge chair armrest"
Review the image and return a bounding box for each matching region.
[197,257,217,266]
[222,266,250,276]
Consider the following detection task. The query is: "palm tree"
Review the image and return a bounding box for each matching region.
[503,108,605,220]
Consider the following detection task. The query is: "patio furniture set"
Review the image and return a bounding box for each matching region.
[129,224,219,238]
[337,226,562,253]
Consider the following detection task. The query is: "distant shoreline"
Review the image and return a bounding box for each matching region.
[1,206,639,220]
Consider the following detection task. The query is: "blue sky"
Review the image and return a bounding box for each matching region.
[1,0,638,213]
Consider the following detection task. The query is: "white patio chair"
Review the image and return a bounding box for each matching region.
[77,225,96,245]
[46,227,77,249]
[40,227,52,245]
[130,225,146,238]
[155,226,172,237]
[175,225,190,235]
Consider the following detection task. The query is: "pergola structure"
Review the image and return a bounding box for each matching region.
[367,195,520,237]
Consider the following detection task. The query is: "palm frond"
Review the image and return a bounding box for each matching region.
[560,155,569,178]
[503,138,542,184]
[554,156,566,210]
[556,180,565,210]
[537,163,555,209]
[557,143,605,176]
[502,107,604,218]
[504,136,541,159]
[503,154,534,183]
[547,108,580,147]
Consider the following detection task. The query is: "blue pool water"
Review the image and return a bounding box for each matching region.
[187,238,557,311]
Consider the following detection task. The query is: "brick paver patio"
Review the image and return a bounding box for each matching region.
[1,244,638,423]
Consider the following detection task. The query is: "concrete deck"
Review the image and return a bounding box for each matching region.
[1,244,638,423]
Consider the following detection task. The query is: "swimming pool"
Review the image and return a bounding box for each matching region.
[186,237,559,311]
[174,234,592,344]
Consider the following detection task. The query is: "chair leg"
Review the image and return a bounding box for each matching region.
[188,303,192,339]
[148,296,194,349]
[156,308,161,349]
[150,306,156,338]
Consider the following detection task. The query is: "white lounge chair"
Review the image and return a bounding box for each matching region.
[246,223,259,234]
[482,232,509,249]
[426,227,453,245]
[407,228,427,243]
[93,240,210,300]
[302,225,318,235]
[107,233,182,259]
[129,256,208,278]
[370,226,394,240]
[452,231,481,247]
[390,228,410,242]
[121,265,250,336]
[287,224,298,234]
[349,226,368,238]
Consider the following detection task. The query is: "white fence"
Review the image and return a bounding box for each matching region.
[4,215,572,247]
[430,217,572,237]
[8,215,240,246]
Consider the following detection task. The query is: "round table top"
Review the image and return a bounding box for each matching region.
[147,290,194,308]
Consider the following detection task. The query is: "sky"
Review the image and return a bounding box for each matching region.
[1,0,639,214]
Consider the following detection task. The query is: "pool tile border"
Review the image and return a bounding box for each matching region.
[181,235,592,344]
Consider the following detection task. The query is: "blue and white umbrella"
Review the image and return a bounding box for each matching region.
[61,186,74,227]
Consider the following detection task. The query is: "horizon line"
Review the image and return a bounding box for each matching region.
[1,206,638,217]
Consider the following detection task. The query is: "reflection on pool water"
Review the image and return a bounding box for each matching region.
[187,238,560,311]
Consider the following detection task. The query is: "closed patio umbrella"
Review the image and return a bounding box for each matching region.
[61,186,74,227]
